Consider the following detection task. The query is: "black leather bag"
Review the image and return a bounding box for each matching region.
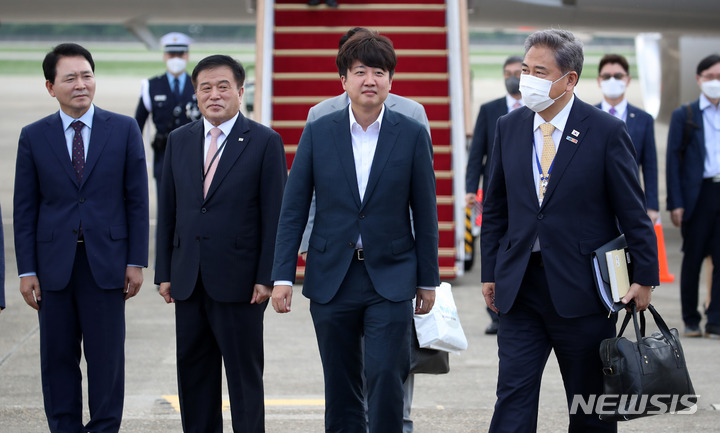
[599,304,696,421]
[410,325,449,375]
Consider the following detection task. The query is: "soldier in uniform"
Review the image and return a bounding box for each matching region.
[135,32,201,195]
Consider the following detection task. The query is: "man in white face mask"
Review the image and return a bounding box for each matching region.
[595,54,659,225]
[135,32,200,196]
[666,54,720,339]
[481,29,659,433]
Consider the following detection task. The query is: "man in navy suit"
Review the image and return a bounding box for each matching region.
[465,55,524,334]
[155,54,287,432]
[13,43,149,433]
[666,54,720,338]
[481,30,658,433]
[595,53,659,224]
[271,31,439,432]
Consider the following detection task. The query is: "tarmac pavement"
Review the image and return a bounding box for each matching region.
[1,73,719,432]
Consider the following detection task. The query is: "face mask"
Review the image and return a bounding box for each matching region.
[701,79,720,100]
[519,72,570,113]
[166,57,187,75]
[505,76,520,96]
[600,78,627,99]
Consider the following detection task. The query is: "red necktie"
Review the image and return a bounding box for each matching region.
[71,121,85,183]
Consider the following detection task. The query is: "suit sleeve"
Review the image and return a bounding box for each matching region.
[13,127,41,276]
[134,79,150,131]
[666,106,685,211]
[410,127,440,287]
[606,121,659,286]
[479,119,509,283]
[123,118,150,267]
[272,124,316,283]
[255,131,288,285]
[639,113,659,211]
[154,131,177,284]
[466,107,488,194]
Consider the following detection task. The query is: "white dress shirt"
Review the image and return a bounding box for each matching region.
[699,93,720,178]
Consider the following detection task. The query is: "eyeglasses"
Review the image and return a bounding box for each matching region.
[699,73,720,81]
[504,70,522,79]
[599,73,627,81]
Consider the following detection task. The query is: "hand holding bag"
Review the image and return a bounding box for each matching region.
[599,304,697,421]
[413,282,468,354]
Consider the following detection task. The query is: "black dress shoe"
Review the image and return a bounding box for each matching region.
[325,0,338,7]
[706,324,720,339]
[307,0,321,5]
[485,321,499,335]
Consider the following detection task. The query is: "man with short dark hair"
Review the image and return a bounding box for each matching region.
[666,53,720,339]
[596,53,659,224]
[155,54,287,432]
[481,29,658,432]
[14,42,149,433]
[272,31,439,432]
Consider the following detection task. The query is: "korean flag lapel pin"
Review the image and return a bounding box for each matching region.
[565,129,580,144]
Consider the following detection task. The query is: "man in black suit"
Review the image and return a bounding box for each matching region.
[465,55,523,334]
[595,53,659,225]
[481,29,658,432]
[155,55,287,432]
[666,54,720,338]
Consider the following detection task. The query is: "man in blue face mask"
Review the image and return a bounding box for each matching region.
[595,54,658,226]
[481,29,659,433]
[666,54,720,339]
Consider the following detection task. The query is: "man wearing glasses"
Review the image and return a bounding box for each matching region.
[595,54,659,225]
[666,54,720,339]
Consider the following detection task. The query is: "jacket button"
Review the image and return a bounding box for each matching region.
[78,197,85,203]
[537,213,544,220]
[348,242,355,247]
[359,214,365,219]
[201,208,207,214]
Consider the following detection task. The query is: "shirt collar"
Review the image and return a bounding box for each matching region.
[59,104,95,131]
[349,104,385,132]
[203,112,240,138]
[506,94,523,111]
[601,98,628,116]
[533,94,575,134]
[699,93,719,112]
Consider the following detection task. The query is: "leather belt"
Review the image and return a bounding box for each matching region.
[354,248,365,261]
[702,175,720,183]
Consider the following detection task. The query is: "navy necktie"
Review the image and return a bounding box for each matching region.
[71,120,85,183]
[172,77,180,98]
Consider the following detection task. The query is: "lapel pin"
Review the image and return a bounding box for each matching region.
[571,129,580,137]
[238,137,244,142]
[630,113,636,118]
[566,136,578,144]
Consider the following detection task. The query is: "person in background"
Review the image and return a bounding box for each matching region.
[666,53,720,339]
[481,29,658,432]
[596,53,659,224]
[14,43,149,433]
[465,54,524,335]
[135,32,200,196]
[155,54,287,432]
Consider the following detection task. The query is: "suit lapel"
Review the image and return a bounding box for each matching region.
[332,107,362,208]
[361,108,398,210]
[515,109,539,204]
[45,113,80,187]
[82,107,111,187]
[541,99,587,207]
[203,113,251,202]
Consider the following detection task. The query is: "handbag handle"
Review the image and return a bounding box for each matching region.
[619,304,680,355]
[617,302,645,338]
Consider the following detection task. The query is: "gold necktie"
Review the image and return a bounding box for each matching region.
[539,122,556,201]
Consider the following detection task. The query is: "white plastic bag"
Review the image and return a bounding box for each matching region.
[413,282,468,354]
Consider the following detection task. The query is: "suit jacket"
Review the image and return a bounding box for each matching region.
[666,99,705,221]
[300,93,431,252]
[273,106,440,303]
[481,98,659,318]
[155,112,287,302]
[595,102,658,210]
[466,96,508,194]
[14,107,149,290]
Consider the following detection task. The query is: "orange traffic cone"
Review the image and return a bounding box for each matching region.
[655,220,675,283]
